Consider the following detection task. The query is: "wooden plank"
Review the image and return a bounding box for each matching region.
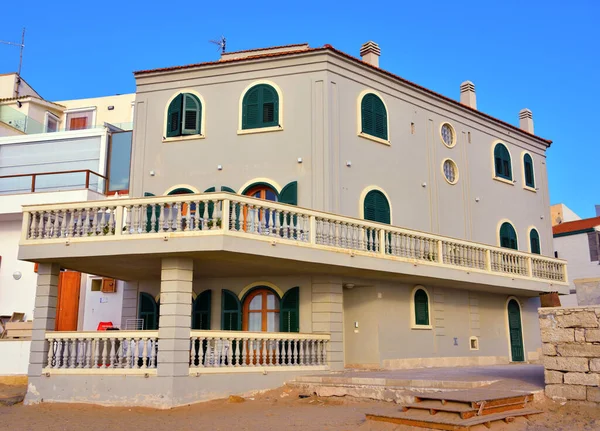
[365,414,468,431]
[410,389,532,404]
[460,402,528,419]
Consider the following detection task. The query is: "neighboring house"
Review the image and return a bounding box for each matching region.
[551,203,581,226]
[0,75,135,374]
[18,42,568,408]
[553,210,600,306]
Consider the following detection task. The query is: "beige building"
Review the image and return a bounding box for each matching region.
[18,42,567,408]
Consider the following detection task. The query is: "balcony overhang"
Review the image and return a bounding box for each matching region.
[18,193,569,296]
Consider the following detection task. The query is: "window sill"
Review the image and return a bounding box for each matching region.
[493,176,515,186]
[523,185,537,193]
[163,135,205,143]
[237,125,283,135]
[410,324,433,330]
[358,132,390,146]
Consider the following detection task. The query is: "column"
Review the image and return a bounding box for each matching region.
[157,257,193,379]
[311,276,344,370]
[28,263,60,377]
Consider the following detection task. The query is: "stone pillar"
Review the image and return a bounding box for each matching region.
[157,257,193,380]
[311,277,344,370]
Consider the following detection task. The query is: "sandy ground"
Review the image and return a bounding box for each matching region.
[1,386,599,431]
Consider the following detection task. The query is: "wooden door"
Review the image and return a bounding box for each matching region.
[69,117,87,130]
[507,299,524,362]
[55,271,81,331]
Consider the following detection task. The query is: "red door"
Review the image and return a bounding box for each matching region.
[55,271,81,331]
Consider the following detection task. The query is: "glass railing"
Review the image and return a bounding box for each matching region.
[0,170,107,195]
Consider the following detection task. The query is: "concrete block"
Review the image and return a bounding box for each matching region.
[557,344,600,357]
[539,315,555,329]
[311,312,343,323]
[159,279,193,293]
[545,384,587,401]
[312,302,343,313]
[575,329,586,342]
[158,315,191,328]
[33,307,57,320]
[542,343,557,356]
[312,322,342,332]
[587,387,600,402]
[589,359,600,372]
[161,268,193,283]
[158,328,191,341]
[544,370,563,384]
[311,284,343,294]
[543,356,589,372]
[159,303,192,316]
[34,295,57,308]
[556,312,599,328]
[585,329,600,342]
[32,318,55,331]
[157,362,190,377]
[36,273,59,286]
[34,284,58,297]
[159,292,193,305]
[540,328,574,343]
[564,372,599,386]
[312,292,343,304]
[161,257,193,271]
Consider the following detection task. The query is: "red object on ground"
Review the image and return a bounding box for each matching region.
[97,321,114,331]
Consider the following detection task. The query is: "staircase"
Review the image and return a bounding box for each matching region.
[366,389,542,430]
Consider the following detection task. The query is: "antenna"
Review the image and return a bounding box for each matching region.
[0,28,26,97]
[209,36,226,54]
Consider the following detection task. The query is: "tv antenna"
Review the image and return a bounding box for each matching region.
[0,28,26,97]
[209,36,226,54]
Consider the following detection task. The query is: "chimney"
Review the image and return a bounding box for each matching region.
[519,109,534,134]
[460,81,477,109]
[360,41,380,67]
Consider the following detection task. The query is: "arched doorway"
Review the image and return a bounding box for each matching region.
[507,299,525,362]
[139,292,159,330]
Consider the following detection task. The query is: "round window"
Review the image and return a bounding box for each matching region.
[442,159,459,184]
[440,123,456,148]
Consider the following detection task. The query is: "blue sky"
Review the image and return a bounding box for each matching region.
[1,0,597,217]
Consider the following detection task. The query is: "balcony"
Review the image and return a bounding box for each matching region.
[18,192,568,295]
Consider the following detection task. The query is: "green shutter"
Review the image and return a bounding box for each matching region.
[361,94,387,140]
[242,84,279,129]
[530,229,541,254]
[192,290,211,330]
[280,287,299,332]
[524,154,535,188]
[139,292,158,330]
[221,186,236,193]
[364,190,390,224]
[507,299,524,361]
[279,181,297,205]
[500,222,518,250]
[494,144,512,180]
[166,94,183,137]
[182,93,201,135]
[221,289,241,330]
[414,289,429,326]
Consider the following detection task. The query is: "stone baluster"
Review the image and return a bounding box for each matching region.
[46,338,54,368]
[230,202,237,232]
[275,339,280,366]
[284,340,290,366]
[175,204,182,232]
[274,209,281,238]
[210,199,218,230]
[140,338,148,369]
[36,211,45,238]
[43,211,52,238]
[68,339,76,368]
[107,207,115,235]
[260,339,266,366]
[190,337,196,367]
[299,339,304,366]
[225,338,232,367]
[294,339,299,365]
[28,212,37,239]
[267,209,275,236]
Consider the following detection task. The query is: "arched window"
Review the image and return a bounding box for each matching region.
[413,288,430,327]
[138,292,159,330]
[529,228,541,254]
[361,93,388,140]
[494,143,512,180]
[192,290,212,330]
[245,184,278,202]
[363,190,390,224]
[523,153,535,188]
[242,84,279,129]
[166,93,202,137]
[242,288,280,332]
[500,222,518,250]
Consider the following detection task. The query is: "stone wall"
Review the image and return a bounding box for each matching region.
[539,306,600,403]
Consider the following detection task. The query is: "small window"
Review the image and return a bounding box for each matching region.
[241,84,279,130]
[66,110,94,131]
[440,123,456,148]
[500,222,518,250]
[361,93,388,140]
[494,143,512,181]
[442,158,459,184]
[470,336,479,351]
[413,288,430,327]
[529,228,541,254]
[45,112,59,132]
[167,93,202,137]
[363,190,390,224]
[523,153,535,188]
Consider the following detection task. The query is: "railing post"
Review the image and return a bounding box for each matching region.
[20,210,31,242]
[31,174,36,193]
[485,249,492,271]
[309,216,316,244]
[437,240,444,264]
[114,206,124,236]
[221,199,230,232]
[85,170,90,189]
[562,263,568,283]
[379,229,386,255]
[526,257,533,278]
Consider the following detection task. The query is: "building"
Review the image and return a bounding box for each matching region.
[0,74,135,374]
[552,205,600,306]
[18,42,567,408]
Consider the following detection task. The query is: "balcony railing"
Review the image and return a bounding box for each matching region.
[0,169,107,195]
[20,192,568,284]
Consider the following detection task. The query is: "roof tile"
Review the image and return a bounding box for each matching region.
[553,216,600,236]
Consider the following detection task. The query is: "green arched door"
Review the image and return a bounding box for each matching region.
[507,299,524,362]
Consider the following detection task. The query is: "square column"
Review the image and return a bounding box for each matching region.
[157,257,193,378]
[27,263,60,377]
[311,277,344,370]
